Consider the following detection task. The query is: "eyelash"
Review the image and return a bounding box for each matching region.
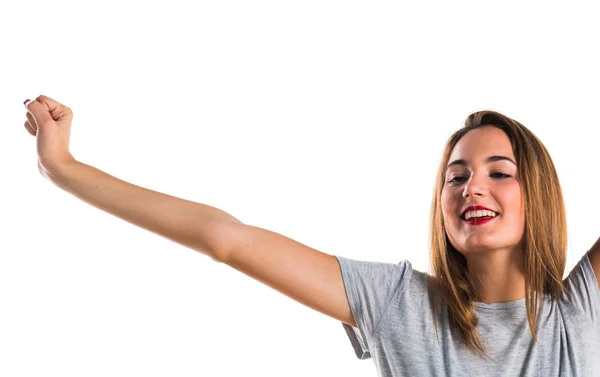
[447,172,511,184]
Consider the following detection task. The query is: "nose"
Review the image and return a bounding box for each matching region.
[462,172,487,199]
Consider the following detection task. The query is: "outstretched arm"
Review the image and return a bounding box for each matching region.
[48,160,356,327]
[25,95,356,328]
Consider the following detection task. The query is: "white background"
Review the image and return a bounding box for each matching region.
[2,1,599,376]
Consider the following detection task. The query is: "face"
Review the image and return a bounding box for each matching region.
[441,126,525,256]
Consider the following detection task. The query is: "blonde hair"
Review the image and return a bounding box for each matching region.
[427,110,569,358]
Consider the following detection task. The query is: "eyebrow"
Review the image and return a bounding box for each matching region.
[446,155,517,170]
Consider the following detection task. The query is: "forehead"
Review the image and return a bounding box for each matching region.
[448,126,515,162]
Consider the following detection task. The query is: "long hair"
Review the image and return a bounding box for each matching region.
[427,110,568,358]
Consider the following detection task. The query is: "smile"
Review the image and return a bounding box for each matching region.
[463,216,496,225]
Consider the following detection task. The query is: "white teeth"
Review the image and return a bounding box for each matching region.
[464,210,497,220]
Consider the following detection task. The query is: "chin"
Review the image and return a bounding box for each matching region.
[455,240,498,254]
[458,245,496,255]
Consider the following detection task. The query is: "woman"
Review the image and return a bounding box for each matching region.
[23,95,600,376]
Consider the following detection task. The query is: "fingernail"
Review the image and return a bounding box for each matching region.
[24,99,32,107]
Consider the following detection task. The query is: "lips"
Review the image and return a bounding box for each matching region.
[460,205,499,220]
[463,216,495,226]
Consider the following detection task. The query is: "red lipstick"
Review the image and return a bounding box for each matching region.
[461,205,498,218]
[461,205,499,226]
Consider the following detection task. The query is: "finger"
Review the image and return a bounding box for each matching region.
[35,95,73,122]
[24,99,52,129]
[26,112,38,131]
[24,120,36,136]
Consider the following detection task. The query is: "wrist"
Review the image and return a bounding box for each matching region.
[41,156,79,187]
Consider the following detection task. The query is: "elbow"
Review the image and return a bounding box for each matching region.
[205,218,247,264]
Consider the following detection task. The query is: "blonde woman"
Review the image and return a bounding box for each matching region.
[23,95,599,376]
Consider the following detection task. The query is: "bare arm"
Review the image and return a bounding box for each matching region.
[216,222,356,326]
[587,236,600,289]
[48,160,242,261]
[48,160,356,327]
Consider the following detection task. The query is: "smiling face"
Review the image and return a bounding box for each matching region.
[441,126,525,256]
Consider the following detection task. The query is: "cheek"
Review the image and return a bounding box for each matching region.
[441,189,460,229]
[440,192,450,221]
[503,182,523,215]
[497,182,525,236]
[441,188,460,215]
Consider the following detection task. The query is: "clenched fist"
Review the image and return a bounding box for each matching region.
[24,95,76,178]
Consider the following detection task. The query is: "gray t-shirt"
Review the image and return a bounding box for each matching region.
[335,252,600,376]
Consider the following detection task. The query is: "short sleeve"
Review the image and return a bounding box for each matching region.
[334,256,412,360]
[561,251,600,331]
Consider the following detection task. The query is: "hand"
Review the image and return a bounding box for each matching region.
[23,95,76,178]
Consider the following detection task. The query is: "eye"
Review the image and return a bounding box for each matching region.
[448,176,466,184]
[447,172,511,185]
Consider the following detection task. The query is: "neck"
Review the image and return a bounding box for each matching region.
[465,247,526,304]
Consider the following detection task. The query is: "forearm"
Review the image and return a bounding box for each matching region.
[47,160,242,260]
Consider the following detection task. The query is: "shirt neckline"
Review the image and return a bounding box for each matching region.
[474,296,526,309]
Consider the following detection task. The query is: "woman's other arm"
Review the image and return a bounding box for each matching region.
[587,237,600,289]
